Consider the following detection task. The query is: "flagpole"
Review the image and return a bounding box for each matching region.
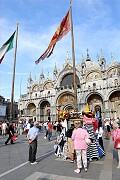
[70,0,77,111]
[10,22,19,121]
[20,78,22,97]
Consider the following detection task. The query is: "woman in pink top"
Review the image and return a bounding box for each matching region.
[72,121,90,173]
[111,122,120,169]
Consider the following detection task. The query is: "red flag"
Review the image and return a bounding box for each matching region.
[35,10,71,64]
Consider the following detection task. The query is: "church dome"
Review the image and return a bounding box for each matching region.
[108,61,120,69]
[85,61,101,73]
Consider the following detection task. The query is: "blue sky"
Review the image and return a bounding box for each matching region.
[0,0,120,102]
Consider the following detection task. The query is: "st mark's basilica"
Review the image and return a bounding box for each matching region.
[18,51,120,122]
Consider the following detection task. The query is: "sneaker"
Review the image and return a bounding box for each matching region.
[63,157,67,160]
[70,160,74,163]
[89,158,92,161]
[74,169,80,173]
[85,168,87,172]
[5,142,7,145]
[117,165,120,169]
[30,161,38,165]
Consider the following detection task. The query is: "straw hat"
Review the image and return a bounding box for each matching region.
[82,103,94,117]
[84,103,90,112]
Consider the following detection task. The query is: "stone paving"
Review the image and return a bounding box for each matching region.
[0,130,119,180]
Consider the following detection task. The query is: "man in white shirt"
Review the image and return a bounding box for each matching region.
[27,121,39,165]
[2,121,7,137]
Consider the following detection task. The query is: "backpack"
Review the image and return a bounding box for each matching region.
[65,129,72,138]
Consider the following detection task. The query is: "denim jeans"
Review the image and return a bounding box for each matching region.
[47,131,52,141]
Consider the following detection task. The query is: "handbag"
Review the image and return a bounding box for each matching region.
[24,129,29,133]
[114,138,120,149]
[97,144,105,158]
[11,136,17,142]
[85,138,91,145]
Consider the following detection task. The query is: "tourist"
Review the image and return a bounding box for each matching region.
[5,122,14,145]
[65,124,75,162]
[104,120,111,140]
[61,119,67,136]
[17,120,23,135]
[27,121,39,165]
[56,120,62,137]
[111,122,120,169]
[47,120,52,141]
[97,121,104,151]
[43,121,48,139]
[72,121,90,173]
[1,121,7,137]
[83,113,99,161]
[53,121,57,133]
[25,120,31,133]
[55,133,65,157]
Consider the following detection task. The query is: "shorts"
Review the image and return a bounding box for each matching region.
[67,137,74,153]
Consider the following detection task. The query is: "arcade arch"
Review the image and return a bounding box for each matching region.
[27,103,36,116]
[57,93,75,111]
[60,73,80,88]
[39,101,51,122]
[86,94,103,114]
[109,91,120,119]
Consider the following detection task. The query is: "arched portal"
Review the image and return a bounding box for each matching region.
[27,103,36,116]
[94,105,101,113]
[109,91,120,119]
[87,94,103,114]
[40,101,51,122]
[57,93,75,110]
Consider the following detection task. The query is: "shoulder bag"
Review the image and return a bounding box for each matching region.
[114,138,120,149]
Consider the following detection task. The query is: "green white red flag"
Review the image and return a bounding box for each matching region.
[0,31,16,63]
[35,10,71,65]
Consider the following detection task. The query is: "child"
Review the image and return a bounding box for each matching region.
[97,122,104,151]
[55,133,66,157]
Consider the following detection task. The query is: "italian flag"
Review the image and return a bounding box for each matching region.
[0,31,16,63]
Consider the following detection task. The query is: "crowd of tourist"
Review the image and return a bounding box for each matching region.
[0,113,120,171]
[50,112,120,173]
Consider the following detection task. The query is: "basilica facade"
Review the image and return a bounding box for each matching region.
[18,52,120,122]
